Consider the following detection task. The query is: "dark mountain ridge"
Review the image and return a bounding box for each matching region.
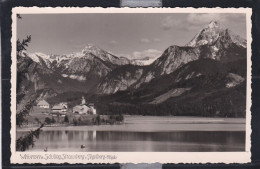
[94,59,246,117]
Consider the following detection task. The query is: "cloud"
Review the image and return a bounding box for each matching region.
[153,38,161,42]
[131,49,162,60]
[118,49,162,61]
[140,38,161,44]
[140,38,150,43]
[185,13,227,30]
[162,16,174,30]
[187,13,223,25]
[186,13,246,31]
[161,14,246,32]
[108,40,118,46]
[161,16,183,30]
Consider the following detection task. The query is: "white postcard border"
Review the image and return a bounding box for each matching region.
[10,7,252,164]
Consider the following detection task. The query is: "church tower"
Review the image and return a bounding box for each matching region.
[81,96,86,105]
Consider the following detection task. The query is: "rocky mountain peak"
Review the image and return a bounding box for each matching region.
[167,45,180,51]
[186,20,226,47]
[79,44,120,64]
[202,20,226,34]
[82,44,103,55]
[186,20,246,48]
[207,20,223,29]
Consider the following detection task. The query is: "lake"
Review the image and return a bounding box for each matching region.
[16,116,246,152]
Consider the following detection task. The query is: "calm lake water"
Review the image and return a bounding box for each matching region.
[17,116,246,152]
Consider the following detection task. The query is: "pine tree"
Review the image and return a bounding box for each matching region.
[16,124,44,151]
[16,14,44,151]
[17,35,31,56]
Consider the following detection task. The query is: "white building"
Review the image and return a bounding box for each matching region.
[59,102,68,109]
[52,104,67,113]
[37,100,50,109]
[72,97,97,115]
[88,103,97,115]
[73,105,90,114]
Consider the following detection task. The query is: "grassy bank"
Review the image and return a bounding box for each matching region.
[18,107,124,128]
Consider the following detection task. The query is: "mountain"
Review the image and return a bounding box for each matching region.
[97,20,247,94]
[186,21,246,48]
[95,59,246,117]
[17,20,247,117]
[97,64,145,94]
[80,45,130,65]
[17,44,134,111]
[26,44,132,81]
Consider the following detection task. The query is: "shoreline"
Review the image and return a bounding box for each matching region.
[17,125,246,132]
[17,116,246,132]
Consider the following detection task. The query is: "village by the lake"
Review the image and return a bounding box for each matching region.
[18,96,124,128]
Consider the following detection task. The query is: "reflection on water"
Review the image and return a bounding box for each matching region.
[17,130,245,152]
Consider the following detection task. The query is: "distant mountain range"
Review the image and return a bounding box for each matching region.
[17,21,247,117]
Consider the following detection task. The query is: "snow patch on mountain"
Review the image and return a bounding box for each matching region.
[28,53,40,63]
[226,73,245,88]
[61,74,86,81]
[69,74,86,81]
[27,44,134,72]
[150,88,191,104]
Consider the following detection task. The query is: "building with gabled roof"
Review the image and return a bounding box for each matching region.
[37,99,50,109]
[52,104,67,113]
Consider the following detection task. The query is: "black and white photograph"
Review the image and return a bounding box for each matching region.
[11,7,251,163]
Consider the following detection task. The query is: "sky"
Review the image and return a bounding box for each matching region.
[17,13,246,60]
